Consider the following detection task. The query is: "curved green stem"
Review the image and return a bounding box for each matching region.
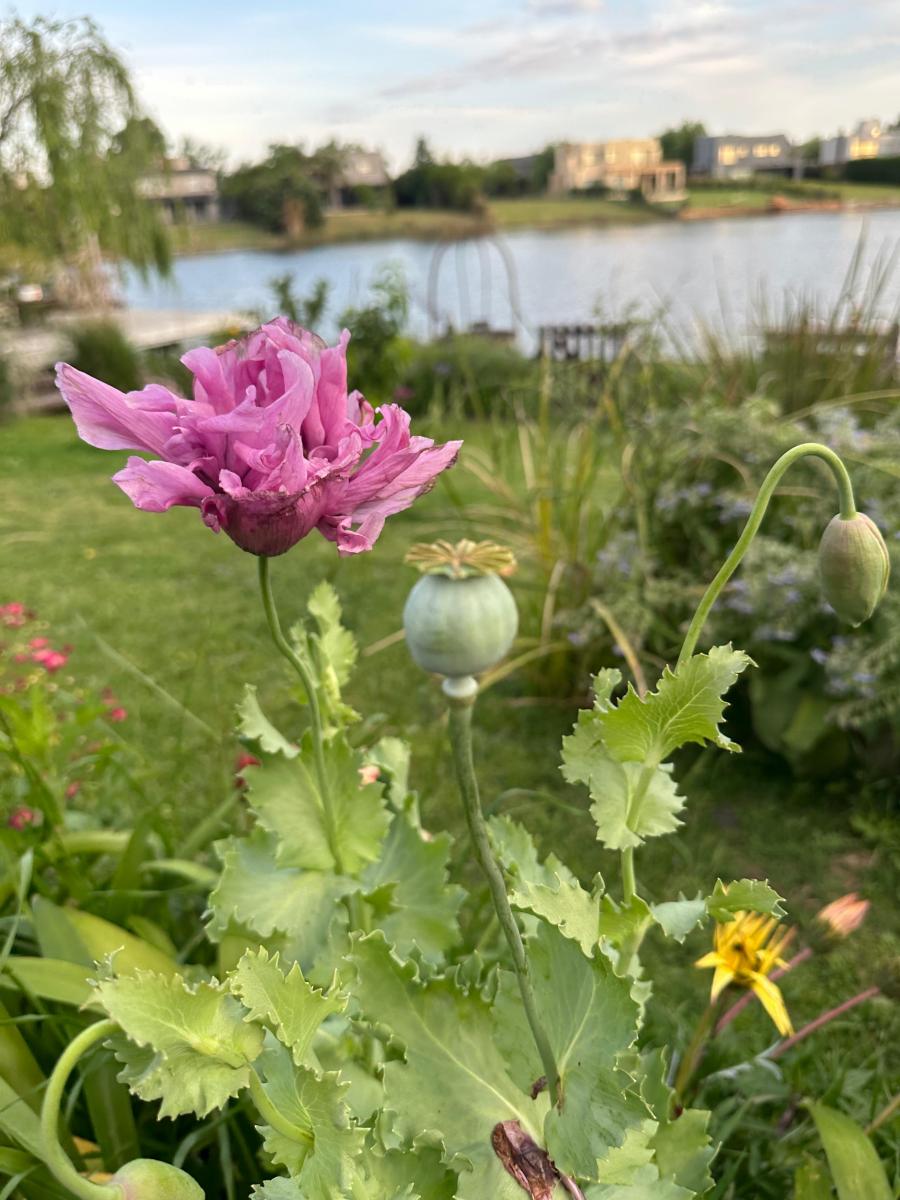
[677,443,856,667]
[248,1070,313,1153]
[257,556,345,875]
[41,1019,122,1200]
[621,848,636,903]
[446,692,561,1106]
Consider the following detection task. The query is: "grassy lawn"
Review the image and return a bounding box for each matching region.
[490,194,660,227]
[2,412,897,1154]
[165,181,900,258]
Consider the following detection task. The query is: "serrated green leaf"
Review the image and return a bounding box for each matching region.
[344,1148,457,1200]
[706,879,786,922]
[495,921,644,1178]
[592,669,623,710]
[238,685,299,757]
[362,814,463,962]
[93,970,264,1118]
[307,582,357,688]
[230,947,344,1067]
[207,830,354,970]
[637,1047,715,1196]
[596,647,752,766]
[562,715,684,850]
[598,895,654,948]
[488,816,599,955]
[651,1109,715,1195]
[650,897,707,943]
[249,733,389,875]
[808,1102,892,1200]
[367,737,412,808]
[292,582,360,730]
[255,1040,364,1196]
[349,932,548,1198]
[587,1123,693,1198]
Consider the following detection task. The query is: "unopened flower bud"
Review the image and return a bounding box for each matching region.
[818,513,890,626]
[816,892,870,940]
[403,540,518,679]
[110,1158,204,1199]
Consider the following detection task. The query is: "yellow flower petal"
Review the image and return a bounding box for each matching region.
[750,973,793,1036]
[695,951,724,969]
[710,965,736,1001]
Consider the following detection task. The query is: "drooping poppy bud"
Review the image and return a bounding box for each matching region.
[109,1158,204,1199]
[818,513,890,626]
[403,539,518,681]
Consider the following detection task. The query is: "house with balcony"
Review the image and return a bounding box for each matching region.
[548,138,685,201]
[691,134,794,179]
[820,119,900,167]
[138,156,220,223]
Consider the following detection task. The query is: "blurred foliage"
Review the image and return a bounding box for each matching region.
[69,322,143,394]
[223,143,327,235]
[659,120,707,167]
[0,15,170,283]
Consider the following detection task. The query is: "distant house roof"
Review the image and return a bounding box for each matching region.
[495,154,539,179]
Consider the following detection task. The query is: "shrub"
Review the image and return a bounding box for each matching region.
[69,320,143,392]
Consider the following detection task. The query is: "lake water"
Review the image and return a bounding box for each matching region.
[123,209,900,351]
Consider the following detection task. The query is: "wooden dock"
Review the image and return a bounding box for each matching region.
[3,308,244,376]
[3,308,246,412]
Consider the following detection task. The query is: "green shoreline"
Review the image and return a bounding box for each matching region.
[169,186,900,258]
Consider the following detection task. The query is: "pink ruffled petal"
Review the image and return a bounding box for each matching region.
[112,457,214,512]
[56,365,181,454]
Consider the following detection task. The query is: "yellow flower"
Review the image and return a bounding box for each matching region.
[696,911,794,1036]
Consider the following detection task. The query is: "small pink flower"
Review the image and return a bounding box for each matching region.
[13,652,28,664]
[108,706,127,722]
[7,806,41,830]
[56,318,461,558]
[817,892,870,938]
[33,650,68,672]
[65,781,81,799]
[29,637,49,649]
[358,763,381,786]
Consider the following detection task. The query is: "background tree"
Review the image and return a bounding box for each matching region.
[659,120,707,167]
[222,144,325,236]
[0,15,170,290]
[799,136,822,164]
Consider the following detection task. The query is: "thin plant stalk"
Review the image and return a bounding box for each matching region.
[677,442,856,666]
[446,690,561,1106]
[767,986,880,1061]
[673,1000,721,1103]
[41,1019,121,1200]
[866,1092,900,1136]
[257,556,344,875]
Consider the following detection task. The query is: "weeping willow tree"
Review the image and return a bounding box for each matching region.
[0,14,171,298]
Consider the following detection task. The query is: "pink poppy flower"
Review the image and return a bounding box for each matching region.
[56,319,462,557]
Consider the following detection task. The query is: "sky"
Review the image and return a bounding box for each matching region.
[11,0,900,169]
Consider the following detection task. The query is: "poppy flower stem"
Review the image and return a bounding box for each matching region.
[41,1019,122,1200]
[446,690,561,1107]
[257,556,346,876]
[677,443,856,666]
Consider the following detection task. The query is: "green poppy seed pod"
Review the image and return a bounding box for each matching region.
[110,1159,204,1200]
[404,572,518,679]
[818,513,890,626]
